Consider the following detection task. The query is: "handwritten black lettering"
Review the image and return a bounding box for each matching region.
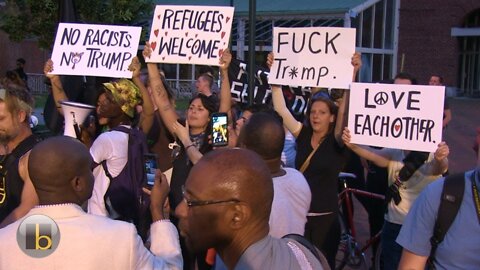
[354,114,435,142]
[407,91,421,110]
[163,9,224,33]
[60,28,80,45]
[325,32,340,54]
[85,48,132,71]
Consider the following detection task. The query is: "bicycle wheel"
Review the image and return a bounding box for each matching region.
[336,212,368,270]
[373,240,384,270]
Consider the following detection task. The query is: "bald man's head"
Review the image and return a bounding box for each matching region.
[29,136,94,205]
[176,148,273,253]
[196,148,273,219]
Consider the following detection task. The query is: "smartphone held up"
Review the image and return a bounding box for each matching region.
[144,153,158,190]
[211,113,229,147]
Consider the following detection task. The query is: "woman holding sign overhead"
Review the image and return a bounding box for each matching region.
[144,42,233,270]
[268,52,361,268]
[341,73,450,270]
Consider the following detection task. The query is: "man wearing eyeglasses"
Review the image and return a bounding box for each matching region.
[0,136,182,269]
[0,85,39,228]
[175,148,323,270]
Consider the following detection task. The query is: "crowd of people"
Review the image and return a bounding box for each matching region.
[0,39,478,270]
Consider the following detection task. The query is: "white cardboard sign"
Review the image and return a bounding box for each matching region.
[147,5,234,66]
[348,82,445,152]
[50,23,141,78]
[269,27,356,89]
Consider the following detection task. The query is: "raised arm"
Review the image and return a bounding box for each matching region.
[335,52,362,145]
[267,53,302,137]
[171,120,203,165]
[342,127,391,168]
[129,56,154,133]
[143,42,179,135]
[218,49,232,114]
[428,142,449,175]
[43,59,69,115]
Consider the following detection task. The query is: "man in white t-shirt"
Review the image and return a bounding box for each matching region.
[237,112,311,237]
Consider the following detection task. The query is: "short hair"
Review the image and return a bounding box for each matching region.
[238,112,285,160]
[17,58,26,65]
[394,72,417,85]
[430,74,444,84]
[198,72,214,89]
[0,84,34,120]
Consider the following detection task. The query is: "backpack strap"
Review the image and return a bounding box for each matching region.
[428,172,465,268]
[99,127,130,182]
[282,234,330,270]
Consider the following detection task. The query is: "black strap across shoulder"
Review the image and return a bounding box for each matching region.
[428,172,465,268]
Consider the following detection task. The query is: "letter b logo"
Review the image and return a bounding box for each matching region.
[17,214,60,258]
[25,223,52,250]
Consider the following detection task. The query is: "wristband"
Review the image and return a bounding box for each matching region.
[185,144,195,151]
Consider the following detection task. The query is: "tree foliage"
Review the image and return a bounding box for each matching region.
[0,0,154,50]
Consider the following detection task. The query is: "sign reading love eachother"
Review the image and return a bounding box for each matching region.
[147,5,234,66]
[50,23,141,78]
[348,83,445,152]
[269,27,356,89]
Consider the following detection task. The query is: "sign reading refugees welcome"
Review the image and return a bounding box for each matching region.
[147,5,234,66]
[348,83,445,152]
[50,23,141,78]
[269,27,356,89]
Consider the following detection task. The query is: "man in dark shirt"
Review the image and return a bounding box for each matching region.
[0,84,39,227]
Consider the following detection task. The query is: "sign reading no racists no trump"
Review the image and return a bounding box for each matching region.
[50,23,142,78]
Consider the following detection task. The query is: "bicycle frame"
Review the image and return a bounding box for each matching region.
[336,175,386,270]
[338,187,385,237]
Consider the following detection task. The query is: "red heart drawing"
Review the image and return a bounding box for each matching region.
[157,15,161,20]
[150,42,157,51]
[185,32,188,37]
[165,32,168,36]
[394,125,401,132]
[188,56,192,60]
[162,57,165,60]
[226,17,231,23]
[219,49,224,57]
[154,29,159,37]
[223,42,226,45]
[221,32,226,39]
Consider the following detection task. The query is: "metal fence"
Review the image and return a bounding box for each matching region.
[27,73,196,99]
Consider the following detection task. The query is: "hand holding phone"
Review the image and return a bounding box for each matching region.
[211,113,229,147]
[144,153,158,189]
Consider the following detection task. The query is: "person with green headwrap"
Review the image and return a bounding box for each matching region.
[43,58,156,233]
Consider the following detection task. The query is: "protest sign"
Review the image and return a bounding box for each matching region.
[228,58,311,121]
[348,82,445,152]
[50,23,141,78]
[269,27,355,89]
[147,5,234,66]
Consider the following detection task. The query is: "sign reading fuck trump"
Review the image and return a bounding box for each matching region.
[147,5,234,66]
[348,83,445,152]
[50,23,141,78]
[269,27,356,89]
